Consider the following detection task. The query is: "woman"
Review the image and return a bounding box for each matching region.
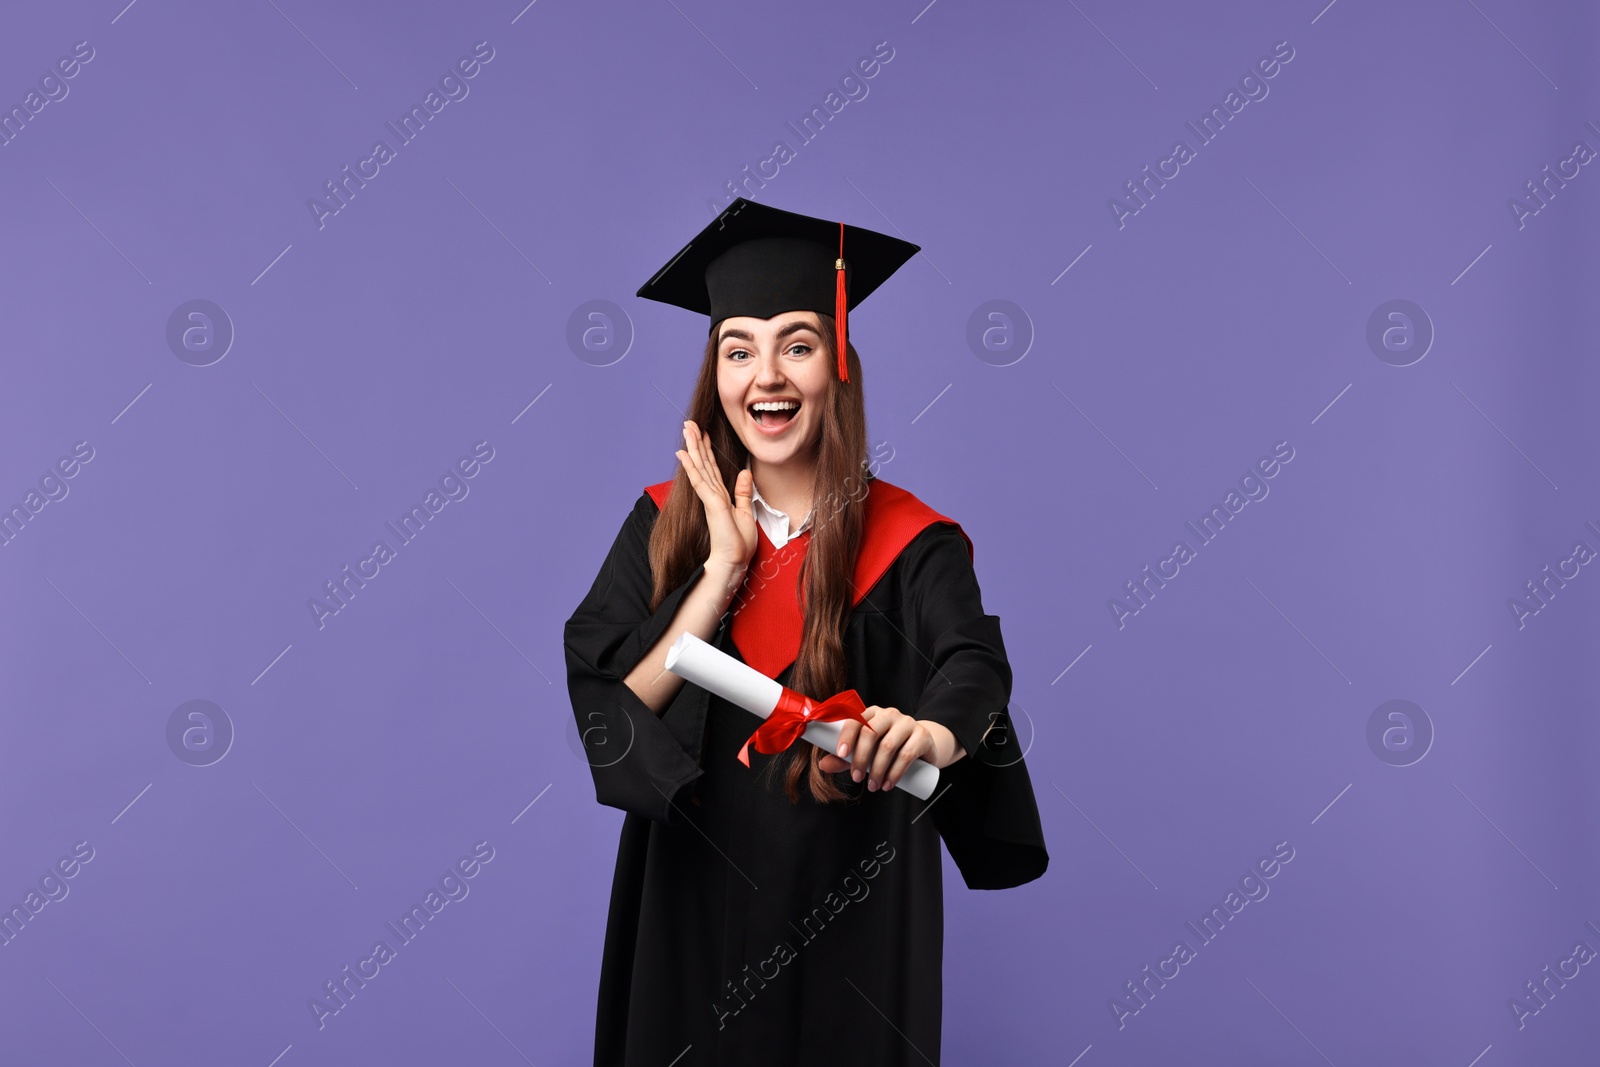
[563,198,1047,1066]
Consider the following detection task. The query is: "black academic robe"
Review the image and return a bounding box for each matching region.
[563,482,1048,1067]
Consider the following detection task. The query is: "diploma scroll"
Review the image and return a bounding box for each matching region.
[664,632,939,801]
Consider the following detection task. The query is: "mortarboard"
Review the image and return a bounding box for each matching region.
[635,197,920,383]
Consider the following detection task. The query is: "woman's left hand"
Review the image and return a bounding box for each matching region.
[817,706,964,792]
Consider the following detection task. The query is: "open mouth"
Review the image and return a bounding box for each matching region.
[748,399,800,431]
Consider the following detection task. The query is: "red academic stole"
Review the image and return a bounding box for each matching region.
[642,477,973,681]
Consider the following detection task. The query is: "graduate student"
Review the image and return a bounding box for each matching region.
[563,197,1048,1066]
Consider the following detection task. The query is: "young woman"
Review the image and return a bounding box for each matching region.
[563,198,1047,1067]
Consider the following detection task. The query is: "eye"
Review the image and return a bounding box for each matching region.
[786,343,813,357]
[724,348,751,361]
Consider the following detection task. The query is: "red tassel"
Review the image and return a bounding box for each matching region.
[834,221,848,383]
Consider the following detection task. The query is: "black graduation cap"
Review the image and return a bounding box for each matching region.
[635,197,920,383]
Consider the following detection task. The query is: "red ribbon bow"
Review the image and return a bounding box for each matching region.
[737,684,872,767]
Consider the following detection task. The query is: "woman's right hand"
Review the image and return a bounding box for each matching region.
[677,420,756,576]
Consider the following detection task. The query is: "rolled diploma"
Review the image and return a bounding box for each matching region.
[664,631,939,801]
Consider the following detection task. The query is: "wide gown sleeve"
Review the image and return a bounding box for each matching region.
[902,523,1050,891]
[563,492,713,825]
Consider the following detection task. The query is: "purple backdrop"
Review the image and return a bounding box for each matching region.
[2,0,1596,1063]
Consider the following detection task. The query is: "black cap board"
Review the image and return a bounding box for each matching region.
[635,197,920,382]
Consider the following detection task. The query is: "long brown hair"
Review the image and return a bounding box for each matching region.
[647,312,868,804]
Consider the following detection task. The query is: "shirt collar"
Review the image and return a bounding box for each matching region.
[745,462,813,534]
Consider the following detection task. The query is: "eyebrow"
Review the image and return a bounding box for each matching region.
[718,321,820,346]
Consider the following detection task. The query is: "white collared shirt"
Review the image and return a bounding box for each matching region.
[747,470,813,549]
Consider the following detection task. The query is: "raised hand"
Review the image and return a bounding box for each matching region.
[676,420,757,575]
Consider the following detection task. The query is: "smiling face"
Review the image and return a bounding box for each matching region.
[716,311,832,469]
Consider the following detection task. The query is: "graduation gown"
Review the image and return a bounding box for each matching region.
[562,474,1048,1067]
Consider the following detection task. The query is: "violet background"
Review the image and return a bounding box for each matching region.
[1,0,1596,1064]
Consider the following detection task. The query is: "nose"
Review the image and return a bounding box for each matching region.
[754,349,787,388]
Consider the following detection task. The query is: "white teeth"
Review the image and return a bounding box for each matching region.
[751,400,799,411]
